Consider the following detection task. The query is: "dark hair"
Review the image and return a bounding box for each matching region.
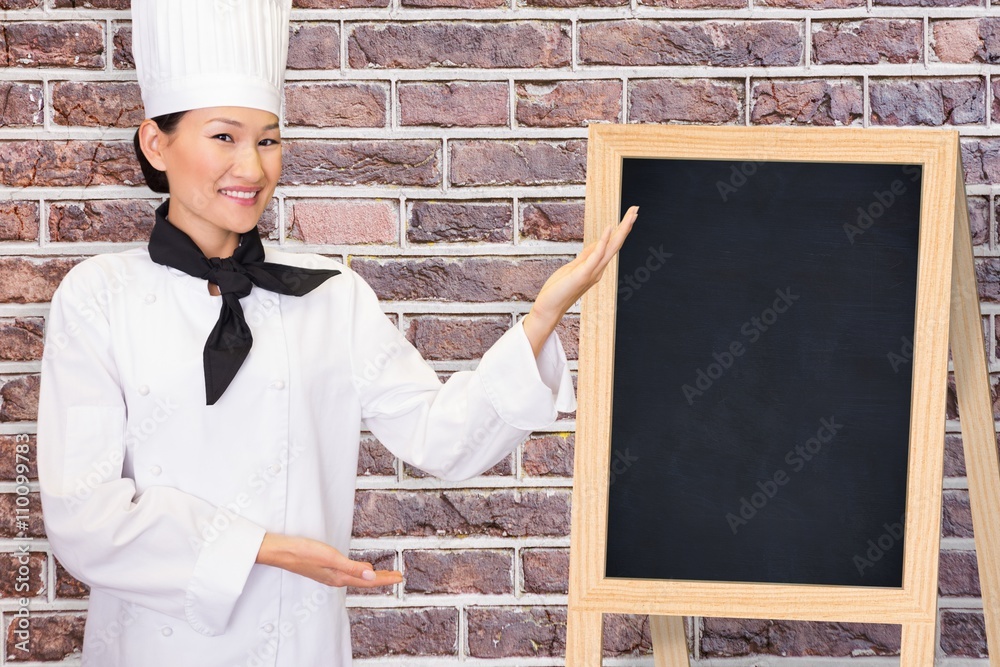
[132,111,188,194]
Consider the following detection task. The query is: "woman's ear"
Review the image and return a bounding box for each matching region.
[137,118,168,172]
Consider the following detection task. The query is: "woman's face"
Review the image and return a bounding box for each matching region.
[147,106,282,240]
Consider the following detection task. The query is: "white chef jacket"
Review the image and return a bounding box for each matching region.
[36,244,576,667]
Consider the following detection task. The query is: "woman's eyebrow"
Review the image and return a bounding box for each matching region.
[208,118,280,131]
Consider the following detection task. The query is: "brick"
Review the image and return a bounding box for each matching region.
[285,83,388,128]
[0,318,44,362]
[940,611,988,657]
[55,558,89,598]
[403,549,513,594]
[516,80,621,127]
[49,200,156,243]
[407,201,512,243]
[641,0,743,6]
[287,23,341,70]
[451,140,586,186]
[0,491,43,538]
[1,375,40,422]
[282,141,440,187]
[348,22,571,69]
[0,258,79,304]
[522,433,574,477]
[287,199,398,244]
[4,613,85,662]
[630,79,743,124]
[520,200,584,242]
[0,551,45,597]
[521,547,568,594]
[351,256,567,302]
[358,434,396,476]
[0,141,140,187]
[944,433,966,477]
[347,549,396,596]
[974,257,1000,302]
[521,0,624,7]
[405,315,509,360]
[752,79,863,126]
[870,78,984,126]
[0,82,43,127]
[353,489,571,537]
[52,81,144,128]
[467,606,566,657]
[113,24,133,69]
[0,0,41,8]
[931,19,999,63]
[967,194,988,245]
[555,316,579,360]
[53,0,129,6]
[701,618,900,656]
[879,0,978,5]
[943,489,973,538]
[398,82,508,127]
[604,614,654,656]
[404,0,505,9]
[962,138,1000,185]
[760,0,860,6]
[2,22,104,68]
[579,21,802,67]
[990,78,1000,122]
[812,20,922,64]
[296,0,388,8]
[350,607,458,657]
[939,549,980,597]
[0,202,40,242]
[0,434,36,481]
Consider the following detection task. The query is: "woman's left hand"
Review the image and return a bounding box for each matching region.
[522,205,639,356]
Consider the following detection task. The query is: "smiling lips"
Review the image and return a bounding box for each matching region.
[220,189,260,204]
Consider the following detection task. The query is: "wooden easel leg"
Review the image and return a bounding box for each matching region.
[951,153,1000,666]
[900,621,936,667]
[650,615,690,667]
[566,610,603,666]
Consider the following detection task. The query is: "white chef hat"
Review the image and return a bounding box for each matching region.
[131,0,292,119]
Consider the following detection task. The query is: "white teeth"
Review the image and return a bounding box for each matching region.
[221,190,257,199]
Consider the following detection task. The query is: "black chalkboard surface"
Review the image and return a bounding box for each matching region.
[604,157,922,588]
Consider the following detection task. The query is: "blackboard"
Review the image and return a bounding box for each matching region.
[604,157,923,588]
[567,124,998,667]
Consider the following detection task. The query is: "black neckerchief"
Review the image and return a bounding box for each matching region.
[147,200,341,405]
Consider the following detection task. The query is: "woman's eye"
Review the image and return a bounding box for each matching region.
[260,138,280,146]
[213,134,233,142]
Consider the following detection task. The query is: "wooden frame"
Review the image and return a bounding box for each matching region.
[567,124,1000,666]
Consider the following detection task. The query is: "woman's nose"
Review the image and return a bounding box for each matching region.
[232,143,265,182]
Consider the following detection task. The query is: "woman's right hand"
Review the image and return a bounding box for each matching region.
[256,533,403,588]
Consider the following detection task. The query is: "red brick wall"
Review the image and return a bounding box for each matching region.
[0,0,994,663]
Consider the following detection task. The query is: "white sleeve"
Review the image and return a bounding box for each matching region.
[348,269,576,481]
[37,260,266,637]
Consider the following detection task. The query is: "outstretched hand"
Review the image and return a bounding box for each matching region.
[256,533,403,588]
[522,206,639,356]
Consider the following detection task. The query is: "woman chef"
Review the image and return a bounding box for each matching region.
[36,0,638,665]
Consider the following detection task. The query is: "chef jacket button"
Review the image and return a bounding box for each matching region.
[262,623,275,633]
[150,465,162,476]
[138,385,150,396]
[268,462,282,474]
[270,380,286,390]
[261,299,274,310]
[161,626,172,637]
[144,293,156,304]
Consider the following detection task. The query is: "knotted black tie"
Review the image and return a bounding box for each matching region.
[147,201,341,405]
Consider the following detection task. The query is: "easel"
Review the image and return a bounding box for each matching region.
[567,126,1000,666]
